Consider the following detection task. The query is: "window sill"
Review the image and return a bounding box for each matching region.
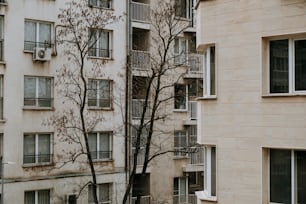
[23,107,54,111]
[173,109,188,112]
[198,95,217,100]
[174,16,192,22]
[262,93,306,98]
[195,190,217,202]
[87,56,114,60]
[0,2,8,6]
[88,107,113,111]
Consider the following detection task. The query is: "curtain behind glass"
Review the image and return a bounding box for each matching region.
[99,184,111,203]
[24,191,35,204]
[295,39,306,91]
[88,133,97,159]
[270,149,291,203]
[38,190,50,204]
[38,23,51,48]
[270,40,289,93]
[24,77,36,106]
[24,134,35,163]
[100,31,110,57]
[38,78,52,107]
[24,21,36,50]
[38,134,50,163]
[99,133,110,159]
[88,79,98,106]
[99,80,110,107]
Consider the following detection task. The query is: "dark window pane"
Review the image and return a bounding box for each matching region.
[295,39,306,91]
[270,40,289,93]
[211,147,216,196]
[174,84,186,109]
[296,151,306,204]
[270,149,291,203]
[210,47,215,95]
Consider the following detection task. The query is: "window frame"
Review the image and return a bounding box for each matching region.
[88,29,113,59]
[23,133,52,165]
[267,37,306,95]
[23,76,54,109]
[24,189,51,204]
[88,183,112,204]
[24,19,54,52]
[87,78,112,109]
[203,46,216,98]
[88,131,113,161]
[204,146,216,198]
[88,0,112,9]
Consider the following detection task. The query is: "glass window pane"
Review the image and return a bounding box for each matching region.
[88,133,97,159]
[24,134,35,163]
[210,46,215,95]
[38,134,50,163]
[270,40,289,93]
[99,133,110,159]
[38,78,52,107]
[24,77,36,101]
[38,190,50,204]
[38,23,51,48]
[99,184,110,202]
[294,39,306,91]
[211,147,216,196]
[179,177,186,202]
[99,80,110,107]
[88,185,94,203]
[174,84,186,109]
[296,151,306,204]
[24,191,35,204]
[24,21,36,50]
[88,30,97,56]
[270,149,291,203]
[88,79,97,106]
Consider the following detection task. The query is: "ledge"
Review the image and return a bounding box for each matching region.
[173,109,188,113]
[23,107,54,111]
[197,95,217,100]
[262,93,306,98]
[195,190,217,202]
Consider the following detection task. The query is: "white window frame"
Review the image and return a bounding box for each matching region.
[23,133,52,165]
[24,76,53,108]
[204,146,216,198]
[88,79,112,109]
[268,38,306,94]
[24,19,53,52]
[173,177,188,203]
[88,183,112,204]
[88,132,112,161]
[203,46,216,97]
[88,29,113,59]
[24,189,51,204]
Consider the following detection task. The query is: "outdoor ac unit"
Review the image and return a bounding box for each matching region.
[33,47,52,61]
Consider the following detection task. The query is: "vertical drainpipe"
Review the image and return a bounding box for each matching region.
[125,0,131,198]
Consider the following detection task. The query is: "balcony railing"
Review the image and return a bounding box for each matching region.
[88,48,113,59]
[132,148,145,166]
[174,53,204,75]
[24,41,53,52]
[23,154,52,164]
[188,194,196,204]
[189,147,204,165]
[188,101,197,120]
[130,50,150,71]
[132,99,151,119]
[90,150,112,161]
[131,1,150,22]
[131,195,151,204]
[173,194,197,204]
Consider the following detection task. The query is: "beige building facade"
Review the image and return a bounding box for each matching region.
[195,0,306,204]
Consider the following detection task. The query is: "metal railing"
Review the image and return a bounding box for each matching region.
[188,101,197,120]
[88,98,111,108]
[131,195,151,204]
[130,50,150,71]
[131,1,150,22]
[90,150,112,161]
[24,41,53,52]
[132,99,151,119]
[189,147,204,165]
[187,53,204,74]
[188,194,196,204]
[173,194,197,204]
[88,48,113,59]
[24,98,53,108]
[23,154,52,164]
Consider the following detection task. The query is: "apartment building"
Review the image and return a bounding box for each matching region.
[195,0,306,204]
[129,0,204,203]
[0,0,126,203]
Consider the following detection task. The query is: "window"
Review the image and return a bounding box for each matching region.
[25,189,50,204]
[88,132,112,161]
[174,84,187,110]
[269,38,306,94]
[174,131,187,157]
[89,0,112,8]
[24,20,53,51]
[269,149,306,204]
[203,46,215,97]
[0,75,3,119]
[23,133,52,164]
[0,16,4,61]
[173,177,187,204]
[175,0,193,19]
[24,76,53,108]
[67,194,77,204]
[204,146,216,197]
[88,29,112,58]
[188,79,203,98]
[88,183,112,204]
[88,79,112,108]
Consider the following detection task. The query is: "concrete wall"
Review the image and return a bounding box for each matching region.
[196,0,306,203]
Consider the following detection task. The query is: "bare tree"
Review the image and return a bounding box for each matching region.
[123,1,195,203]
[46,0,121,203]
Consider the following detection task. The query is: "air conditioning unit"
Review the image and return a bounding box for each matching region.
[33,47,52,61]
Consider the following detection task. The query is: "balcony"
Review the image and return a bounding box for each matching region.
[173,194,197,204]
[131,195,151,204]
[130,50,150,71]
[174,53,204,75]
[132,99,151,119]
[131,1,150,23]
[189,147,204,165]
